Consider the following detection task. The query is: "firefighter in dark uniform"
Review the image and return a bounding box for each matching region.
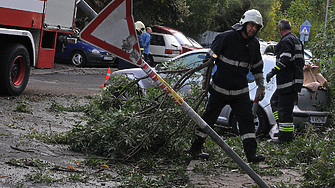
[190,9,266,163]
[266,19,304,144]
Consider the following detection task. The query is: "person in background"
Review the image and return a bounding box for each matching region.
[266,19,305,144]
[190,9,266,163]
[140,27,152,66]
[118,21,146,70]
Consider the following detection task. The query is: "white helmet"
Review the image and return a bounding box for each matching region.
[135,21,146,35]
[239,9,263,30]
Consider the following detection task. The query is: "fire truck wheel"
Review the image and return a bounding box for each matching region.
[230,104,270,137]
[0,43,30,96]
[71,51,86,67]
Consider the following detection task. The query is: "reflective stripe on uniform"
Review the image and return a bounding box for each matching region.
[277,79,303,89]
[219,54,250,68]
[275,59,286,68]
[273,111,278,121]
[195,130,208,138]
[211,82,249,95]
[241,133,256,140]
[251,59,263,69]
[295,44,302,50]
[291,54,304,60]
[280,52,291,58]
[279,122,294,132]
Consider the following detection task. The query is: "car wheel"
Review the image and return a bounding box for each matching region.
[230,105,270,137]
[0,43,30,96]
[71,51,86,67]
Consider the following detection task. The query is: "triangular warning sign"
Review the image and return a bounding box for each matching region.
[301,27,309,34]
[79,0,142,67]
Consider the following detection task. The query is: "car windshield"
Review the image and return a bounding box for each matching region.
[188,37,203,48]
[260,43,267,54]
[165,34,181,47]
[173,32,193,47]
[157,51,207,76]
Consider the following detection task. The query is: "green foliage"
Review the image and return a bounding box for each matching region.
[27,131,68,144]
[66,64,206,161]
[14,102,30,113]
[261,0,329,45]
[48,101,86,112]
[310,6,335,120]
[22,158,53,184]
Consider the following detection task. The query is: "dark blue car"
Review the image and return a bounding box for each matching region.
[55,38,117,67]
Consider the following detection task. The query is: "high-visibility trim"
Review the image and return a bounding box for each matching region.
[211,82,249,96]
[295,44,302,50]
[251,59,263,69]
[195,130,208,138]
[219,54,250,68]
[241,133,256,140]
[279,122,294,132]
[273,111,278,121]
[277,79,303,89]
[280,52,291,58]
[275,65,281,70]
[291,54,304,60]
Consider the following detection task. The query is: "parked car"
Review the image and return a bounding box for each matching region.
[55,37,117,67]
[187,37,204,49]
[259,40,313,61]
[108,49,331,137]
[149,32,182,64]
[152,25,202,53]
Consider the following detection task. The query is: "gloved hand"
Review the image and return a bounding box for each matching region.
[255,76,265,101]
[256,87,265,101]
[266,71,275,83]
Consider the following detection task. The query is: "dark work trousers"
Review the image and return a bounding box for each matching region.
[270,90,297,141]
[143,53,148,63]
[197,87,258,158]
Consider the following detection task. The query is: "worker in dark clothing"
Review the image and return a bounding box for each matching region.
[266,19,304,144]
[190,9,266,163]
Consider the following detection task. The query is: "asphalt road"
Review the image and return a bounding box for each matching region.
[23,62,115,96]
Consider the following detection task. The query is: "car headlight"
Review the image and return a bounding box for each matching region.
[91,49,100,54]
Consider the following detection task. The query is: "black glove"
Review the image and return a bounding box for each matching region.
[266,71,275,83]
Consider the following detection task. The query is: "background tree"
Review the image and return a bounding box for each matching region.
[261,0,331,47]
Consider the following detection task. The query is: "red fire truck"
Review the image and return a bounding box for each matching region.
[0,0,83,96]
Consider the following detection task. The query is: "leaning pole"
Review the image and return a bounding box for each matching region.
[79,0,270,187]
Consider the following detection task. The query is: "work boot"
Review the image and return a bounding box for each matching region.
[243,138,265,163]
[272,138,291,144]
[272,131,293,144]
[190,136,209,160]
[273,132,280,137]
[247,154,265,163]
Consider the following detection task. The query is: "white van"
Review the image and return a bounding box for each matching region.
[149,32,182,65]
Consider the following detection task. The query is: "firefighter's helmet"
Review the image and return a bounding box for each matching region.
[239,9,263,30]
[135,21,146,35]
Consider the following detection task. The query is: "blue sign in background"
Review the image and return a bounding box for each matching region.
[300,20,312,42]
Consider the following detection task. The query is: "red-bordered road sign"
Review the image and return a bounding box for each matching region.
[79,0,142,66]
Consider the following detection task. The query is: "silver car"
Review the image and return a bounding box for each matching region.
[109,48,331,137]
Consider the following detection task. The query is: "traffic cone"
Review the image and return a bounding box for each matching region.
[101,67,111,87]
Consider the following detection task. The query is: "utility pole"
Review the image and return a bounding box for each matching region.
[324,0,329,35]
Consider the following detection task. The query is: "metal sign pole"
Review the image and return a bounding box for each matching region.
[141,59,270,188]
[79,0,270,186]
